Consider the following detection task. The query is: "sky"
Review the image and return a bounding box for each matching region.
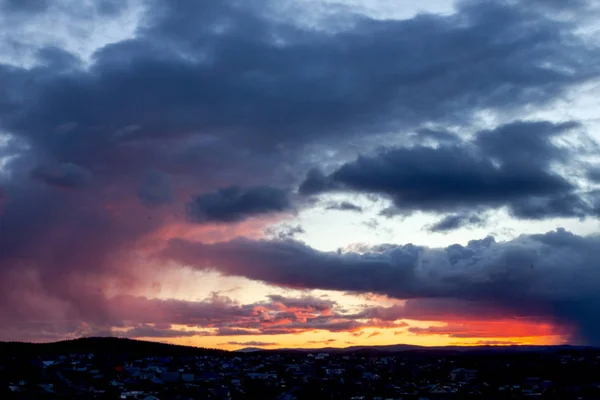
[1,0,600,351]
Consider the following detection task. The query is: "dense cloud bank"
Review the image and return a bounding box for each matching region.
[163,228,600,344]
[301,121,598,220]
[187,186,292,223]
[0,0,599,344]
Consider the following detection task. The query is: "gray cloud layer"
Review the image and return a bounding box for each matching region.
[301,121,598,220]
[187,186,292,223]
[0,0,599,343]
[163,228,600,344]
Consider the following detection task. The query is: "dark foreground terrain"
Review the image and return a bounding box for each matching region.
[2,338,600,399]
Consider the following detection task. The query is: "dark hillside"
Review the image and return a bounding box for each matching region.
[0,337,227,359]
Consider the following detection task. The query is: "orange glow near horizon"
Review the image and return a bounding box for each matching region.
[131,318,569,351]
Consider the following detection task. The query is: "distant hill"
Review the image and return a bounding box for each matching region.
[262,343,425,353]
[234,347,265,353]
[0,337,595,359]
[0,337,227,359]
[238,343,595,354]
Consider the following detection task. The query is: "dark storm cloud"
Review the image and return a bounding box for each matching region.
[299,169,331,197]
[35,47,83,70]
[301,121,596,219]
[162,228,600,344]
[427,213,487,233]
[30,162,92,189]
[474,120,575,168]
[2,0,598,170]
[510,192,592,220]
[187,186,292,223]
[0,0,596,213]
[0,0,599,344]
[163,237,420,296]
[325,201,363,212]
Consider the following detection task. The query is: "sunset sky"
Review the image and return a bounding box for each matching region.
[1,0,600,351]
